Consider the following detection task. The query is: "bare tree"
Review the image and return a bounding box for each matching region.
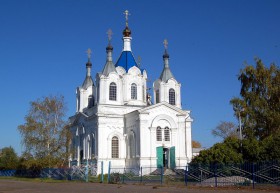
[212,121,238,140]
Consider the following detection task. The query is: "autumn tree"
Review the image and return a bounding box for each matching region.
[192,140,202,148]
[230,59,280,140]
[212,121,238,140]
[18,95,71,168]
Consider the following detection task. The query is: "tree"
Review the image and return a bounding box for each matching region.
[241,137,262,162]
[192,140,202,148]
[192,58,280,164]
[191,137,242,165]
[212,121,238,140]
[260,132,280,161]
[18,95,70,168]
[0,146,19,169]
[241,132,280,162]
[230,59,280,140]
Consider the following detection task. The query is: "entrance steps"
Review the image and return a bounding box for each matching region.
[164,168,176,175]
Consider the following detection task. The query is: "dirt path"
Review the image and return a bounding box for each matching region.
[0,180,279,193]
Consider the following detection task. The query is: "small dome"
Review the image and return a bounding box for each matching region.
[123,26,131,37]
[163,50,169,59]
[86,60,92,67]
[106,44,113,51]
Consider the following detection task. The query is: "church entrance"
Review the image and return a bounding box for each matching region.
[156,146,175,169]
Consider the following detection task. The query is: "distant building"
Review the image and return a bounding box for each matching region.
[192,148,206,158]
[69,11,193,174]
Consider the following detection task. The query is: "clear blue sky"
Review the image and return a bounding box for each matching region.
[0,0,279,155]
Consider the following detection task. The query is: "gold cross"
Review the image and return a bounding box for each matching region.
[107,29,113,42]
[86,48,92,59]
[163,39,168,50]
[124,10,130,26]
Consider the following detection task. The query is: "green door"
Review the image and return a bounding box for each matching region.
[170,146,176,169]
[156,146,163,168]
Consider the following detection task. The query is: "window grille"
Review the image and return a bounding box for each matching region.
[131,83,137,99]
[112,136,119,158]
[156,90,159,103]
[109,82,117,101]
[156,127,162,141]
[169,89,175,105]
[164,127,170,141]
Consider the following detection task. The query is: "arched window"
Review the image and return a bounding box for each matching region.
[156,127,162,141]
[129,134,136,158]
[169,89,175,105]
[88,95,94,108]
[91,134,95,157]
[164,127,170,141]
[111,136,119,158]
[109,82,117,101]
[72,137,77,159]
[156,90,160,103]
[131,83,137,99]
[77,94,80,111]
[86,135,91,159]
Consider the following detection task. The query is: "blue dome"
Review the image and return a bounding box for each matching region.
[115,51,138,71]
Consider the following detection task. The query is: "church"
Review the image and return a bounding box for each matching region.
[69,11,193,174]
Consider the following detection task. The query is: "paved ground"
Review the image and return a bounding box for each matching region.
[0,180,279,193]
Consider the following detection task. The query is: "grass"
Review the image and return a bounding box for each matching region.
[0,176,73,183]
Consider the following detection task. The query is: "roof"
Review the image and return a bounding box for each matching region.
[138,101,190,117]
[159,66,175,83]
[159,50,175,82]
[102,60,117,76]
[82,76,94,89]
[115,51,138,71]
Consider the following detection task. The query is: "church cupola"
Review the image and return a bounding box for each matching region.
[159,39,175,83]
[82,49,94,89]
[123,26,131,37]
[96,29,123,105]
[122,10,132,50]
[112,10,148,106]
[153,39,182,108]
[122,26,132,52]
[115,10,138,71]
[102,29,117,76]
[76,48,95,112]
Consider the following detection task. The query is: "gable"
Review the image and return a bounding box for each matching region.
[138,101,187,116]
[151,114,176,128]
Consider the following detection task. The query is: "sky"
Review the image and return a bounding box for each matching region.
[0,0,279,155]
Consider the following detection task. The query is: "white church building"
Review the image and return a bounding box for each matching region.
[69,11,193,174]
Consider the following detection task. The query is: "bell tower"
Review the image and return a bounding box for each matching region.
[76,48,95,112]
[153,39,181,108]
